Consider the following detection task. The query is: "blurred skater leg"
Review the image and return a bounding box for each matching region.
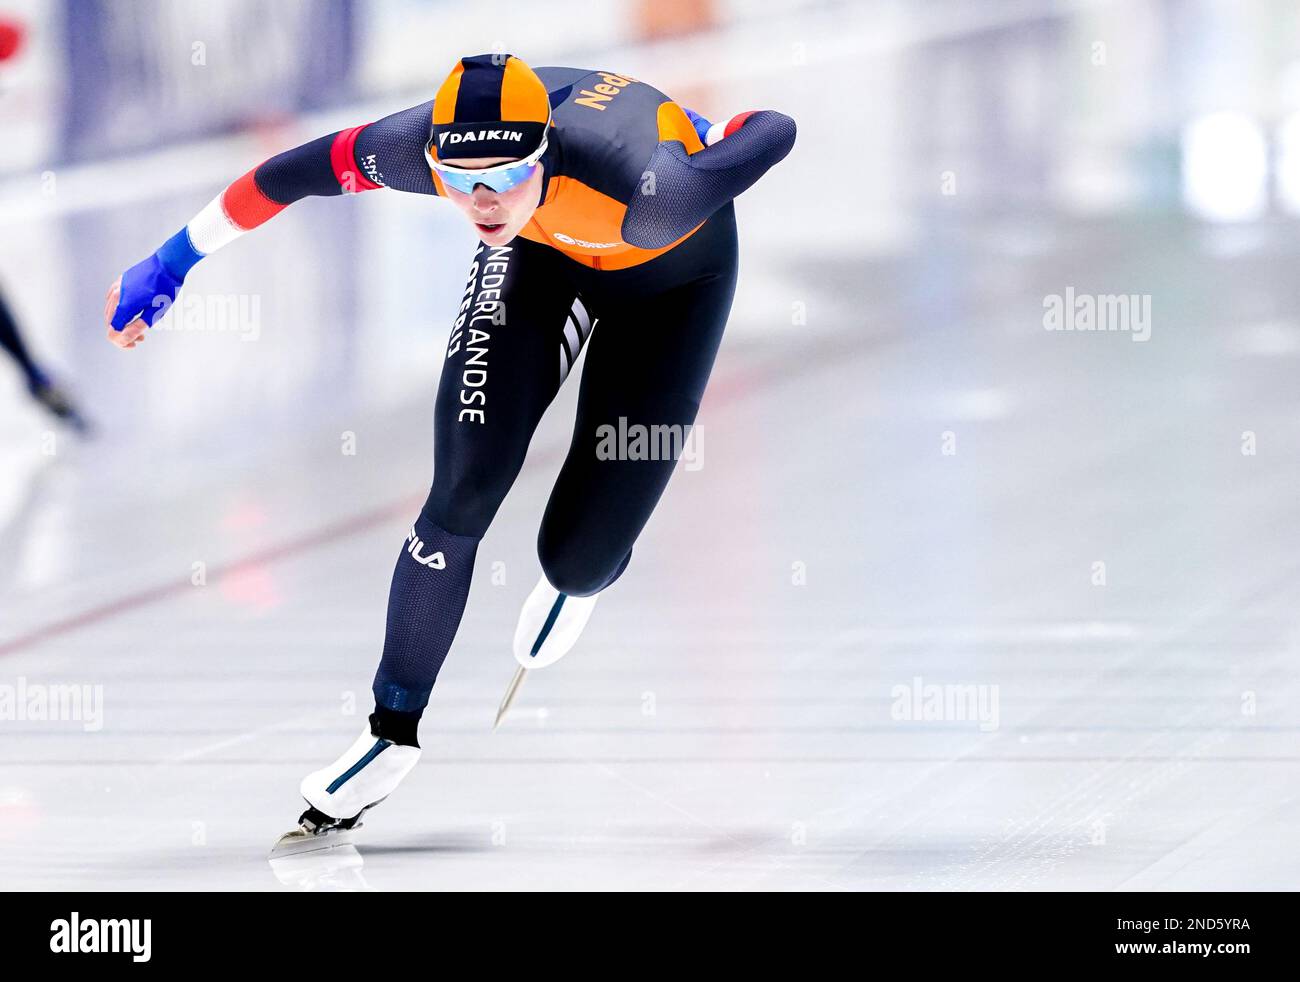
[0,287,91,432]
[0,287,42,386]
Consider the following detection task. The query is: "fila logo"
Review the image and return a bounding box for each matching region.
[439,129,524,146]
[406,526,446,569]
[574,72,633,111]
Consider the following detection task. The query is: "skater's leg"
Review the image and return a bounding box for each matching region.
[538,205,739,597]
[370,240,579,718]
[0,287,43,385]
[290,242,580,833]
[0,285,91,432]
[505,207,738,681]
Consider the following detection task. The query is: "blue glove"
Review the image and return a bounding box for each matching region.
[682,107,713,146]
[111,252,184,332]
[110,228,206,332]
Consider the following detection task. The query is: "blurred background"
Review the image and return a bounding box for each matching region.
[1,0,1299,890]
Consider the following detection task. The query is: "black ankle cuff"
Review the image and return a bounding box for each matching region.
[370,706,422,748]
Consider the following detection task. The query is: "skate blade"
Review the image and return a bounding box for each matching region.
[494,665,528,730]
[269,823,360,859]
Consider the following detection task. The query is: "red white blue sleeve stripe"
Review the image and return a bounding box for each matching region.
[162,126,382,270]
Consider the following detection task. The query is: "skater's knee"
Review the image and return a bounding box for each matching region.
[540,560,607,598]
[422,468,517,537]
[538,534,630,598]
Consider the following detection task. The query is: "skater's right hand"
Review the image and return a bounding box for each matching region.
[105,252,185,349]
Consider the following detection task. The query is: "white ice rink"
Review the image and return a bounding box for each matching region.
[2,1,1299,890]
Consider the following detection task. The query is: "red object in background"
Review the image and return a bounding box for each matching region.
[0,19,26,62]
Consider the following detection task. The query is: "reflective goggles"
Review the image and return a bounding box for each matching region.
[424,132,548,195]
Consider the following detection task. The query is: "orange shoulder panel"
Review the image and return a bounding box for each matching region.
[656,102,705,154]
[520,175,701,269]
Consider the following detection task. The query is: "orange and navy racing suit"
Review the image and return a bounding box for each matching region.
[111,66,796,715]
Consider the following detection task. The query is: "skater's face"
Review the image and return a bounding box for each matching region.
[439,156,544,247]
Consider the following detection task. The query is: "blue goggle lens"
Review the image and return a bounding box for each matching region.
[435,159,537,195]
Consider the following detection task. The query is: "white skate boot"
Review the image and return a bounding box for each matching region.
[495,575,600,727]
[270,725,421,857]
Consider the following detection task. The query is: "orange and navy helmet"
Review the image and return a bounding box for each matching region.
[429,54,551,163]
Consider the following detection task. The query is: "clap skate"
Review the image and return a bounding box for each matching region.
[494,575,600,728]
[270,723,421,856]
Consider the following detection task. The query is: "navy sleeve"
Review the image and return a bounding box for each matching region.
[352,99,439,196]
[621,110,796,249]
[251,132,346,204]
